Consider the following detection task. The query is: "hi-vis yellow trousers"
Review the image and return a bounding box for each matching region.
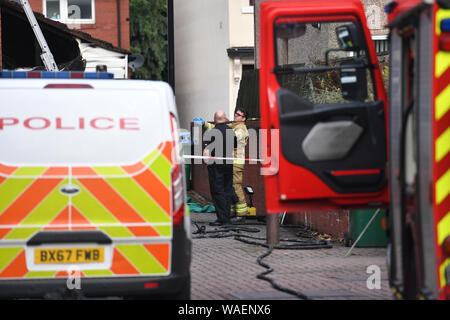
[231,164,248,216]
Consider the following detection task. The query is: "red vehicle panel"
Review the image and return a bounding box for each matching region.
[259,0,389,213]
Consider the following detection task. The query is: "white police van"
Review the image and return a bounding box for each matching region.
[0,71,191,299]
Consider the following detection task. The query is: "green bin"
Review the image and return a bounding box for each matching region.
[350,209,388,247]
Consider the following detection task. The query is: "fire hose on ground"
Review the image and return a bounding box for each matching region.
[191,218,333,300]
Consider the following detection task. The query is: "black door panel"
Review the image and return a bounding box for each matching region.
[277,88,386,194]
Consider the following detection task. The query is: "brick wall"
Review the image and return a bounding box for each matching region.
[190,120,350,238]
[29,0,42,12]
[29,0,130,50]
[285,210,350,239]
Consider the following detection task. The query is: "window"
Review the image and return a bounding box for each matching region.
[274,20,376,105]
[44,0,95,23]
[46,0,60,19]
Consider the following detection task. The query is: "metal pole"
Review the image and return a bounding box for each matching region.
[266,213,280,245]
[280,211,286,225]
[345,208,381,257]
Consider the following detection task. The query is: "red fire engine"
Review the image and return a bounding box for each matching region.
[258,0,450,300]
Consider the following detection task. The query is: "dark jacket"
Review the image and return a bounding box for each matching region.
[204,123,236,165]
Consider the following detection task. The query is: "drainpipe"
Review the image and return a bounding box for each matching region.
[116,0,121,48]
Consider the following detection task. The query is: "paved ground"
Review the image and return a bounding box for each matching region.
[188,192,394,300]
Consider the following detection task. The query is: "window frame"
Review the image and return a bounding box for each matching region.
[43,0,96,24]
[272,16,379,104]
[372,34,389,56]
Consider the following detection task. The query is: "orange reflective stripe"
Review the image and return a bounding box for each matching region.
[0,228,11,239]
[71,206,96,230]
[0,178,63,225]
[128,169,171,215]
[161,142,172,163]
[143,243,170,270]
[127,225,160,237]
[111,248,140,275]
[0,142,174,279]
[0,164,17,176]
[43,206,95,231]
[77,178,146,224]
[42,167,69,176]
[0,250,27,278]
[72,167,97,177]
[71,205,91,225]
[121,162,146,175]
[44,206,69,231]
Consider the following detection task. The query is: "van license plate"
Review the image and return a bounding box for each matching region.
[34,247,105,264]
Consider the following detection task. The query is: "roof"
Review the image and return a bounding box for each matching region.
[0,0,130,55]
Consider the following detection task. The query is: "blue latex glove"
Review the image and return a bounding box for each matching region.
[193,117,205,126]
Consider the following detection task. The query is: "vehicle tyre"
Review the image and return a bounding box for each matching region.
[171,276,191,300]
[157,276,190,300]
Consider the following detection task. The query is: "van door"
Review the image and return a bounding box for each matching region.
[259,0,389,213]
[0,83,174,280]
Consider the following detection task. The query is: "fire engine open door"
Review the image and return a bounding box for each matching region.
[259,0,389,213]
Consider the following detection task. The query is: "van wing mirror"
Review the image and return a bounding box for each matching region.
[335,24,362,51]
[276,23,307,39]
[340,58,367,101]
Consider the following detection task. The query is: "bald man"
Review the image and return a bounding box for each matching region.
[204,111,236,226]
[214,110,226,122]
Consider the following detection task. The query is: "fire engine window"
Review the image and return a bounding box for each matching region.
[274,21,375,105]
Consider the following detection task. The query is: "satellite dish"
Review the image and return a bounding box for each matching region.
[128,54,145,71]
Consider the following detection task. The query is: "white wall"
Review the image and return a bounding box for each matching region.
[228,0,255,117]
[174,0,230,130]
[228,0,254,48]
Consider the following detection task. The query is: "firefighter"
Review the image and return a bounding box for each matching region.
[229,108,249,220]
